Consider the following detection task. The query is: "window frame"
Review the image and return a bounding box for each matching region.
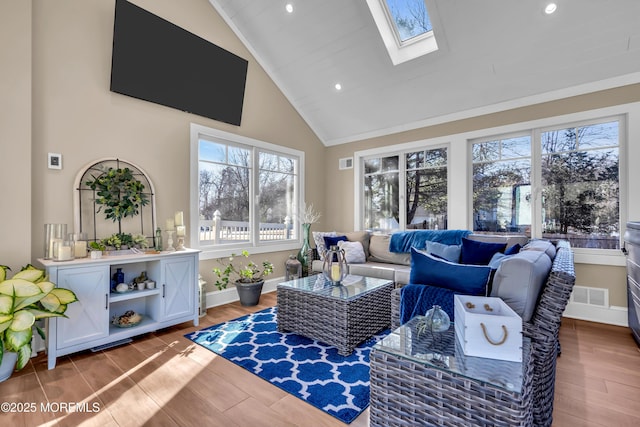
[366,0,439,65]
[190,123,305,260]
[354,140,450,231]
[469,114,625,259]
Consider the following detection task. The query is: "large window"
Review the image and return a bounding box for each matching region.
[362,146,448,231]
[191,124,303,258]
[472,118,621,249]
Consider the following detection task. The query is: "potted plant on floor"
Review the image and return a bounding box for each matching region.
[213,250,274,306]
[0,264,78,381]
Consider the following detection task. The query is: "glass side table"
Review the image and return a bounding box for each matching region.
[370,316,534,427]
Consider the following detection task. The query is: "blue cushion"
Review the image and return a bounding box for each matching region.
[488,252,513,270]
[460,237,507,265]
[400,284,456,325]
[504,243,522,255]
[425,241,461,263]
[410,248,491,295]
[323,235,348,249]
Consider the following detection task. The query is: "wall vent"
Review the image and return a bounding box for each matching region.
[570,286,608,307]
[339,157,353,170]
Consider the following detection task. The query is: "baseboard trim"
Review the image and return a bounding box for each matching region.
[206,276,280,308]
[563,302,628,327]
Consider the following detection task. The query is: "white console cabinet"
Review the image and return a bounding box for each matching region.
[37,249,199,369]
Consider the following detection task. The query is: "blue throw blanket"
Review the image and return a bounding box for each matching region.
[400,284,457,325]
[389,229,471,253]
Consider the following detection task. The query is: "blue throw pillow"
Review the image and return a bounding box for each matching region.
[323,235,348,250]
[425,241,461,263]
[504,243,522,255]
[460,238,507,265]
[410,248,491,296]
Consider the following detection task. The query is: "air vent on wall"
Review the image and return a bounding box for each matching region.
[339,157,353,170]
[570,286,608,307]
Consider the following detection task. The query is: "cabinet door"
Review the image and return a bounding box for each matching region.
[161,256,195,322]
[56,265,110,348]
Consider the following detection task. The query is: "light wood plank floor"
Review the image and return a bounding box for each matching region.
[1,292,639,426]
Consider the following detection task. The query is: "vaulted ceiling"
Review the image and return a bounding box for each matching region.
[209,0,640,146]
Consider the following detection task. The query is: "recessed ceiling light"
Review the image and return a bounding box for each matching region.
[285,3,293,13]
[334,83,342,91]
[544,3,557,14]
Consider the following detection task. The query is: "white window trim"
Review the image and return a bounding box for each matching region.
[190,123,305,260]
[354,102,640,266]
[366,0,439,65]
[470,114,625,263]
[354,139,451,231]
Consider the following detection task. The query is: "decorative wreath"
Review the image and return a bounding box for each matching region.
[85,167,149,223]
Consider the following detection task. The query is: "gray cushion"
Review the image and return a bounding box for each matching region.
[490,250,552,322]
[522,239,556,260]
[368,234,411,265]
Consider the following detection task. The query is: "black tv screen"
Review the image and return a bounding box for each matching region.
[110,0,248,126]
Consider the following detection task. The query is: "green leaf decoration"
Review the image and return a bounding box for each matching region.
[85,167,149,223]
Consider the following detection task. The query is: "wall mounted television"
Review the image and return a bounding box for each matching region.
[110,0,248,126]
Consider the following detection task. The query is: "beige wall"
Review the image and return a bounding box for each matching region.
[28,0,325,290]
[324,85,640,308]
[0,0,32,273]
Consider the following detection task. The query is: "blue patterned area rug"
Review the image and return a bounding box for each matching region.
[185,307,387,424]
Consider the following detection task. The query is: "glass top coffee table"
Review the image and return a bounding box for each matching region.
[370,316,534,426]
[277,274,394,356]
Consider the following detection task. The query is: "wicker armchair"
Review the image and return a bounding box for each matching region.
[389,240,575,427]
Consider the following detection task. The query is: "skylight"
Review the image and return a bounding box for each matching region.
[367,0,438,65]
[384,0,433,42]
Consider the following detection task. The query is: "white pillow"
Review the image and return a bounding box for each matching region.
[338,240,366,264]
[312,231,337,260]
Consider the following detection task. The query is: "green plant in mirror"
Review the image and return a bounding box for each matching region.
[85,167,149,224]
[0,264,78,371]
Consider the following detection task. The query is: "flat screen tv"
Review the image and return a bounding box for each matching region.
[110,0,248,126]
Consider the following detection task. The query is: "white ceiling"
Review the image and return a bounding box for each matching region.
[209,0,640,146]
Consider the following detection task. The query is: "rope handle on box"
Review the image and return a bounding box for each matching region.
[480,323,508,346]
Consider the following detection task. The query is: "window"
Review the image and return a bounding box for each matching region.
[383,0,433,42]
[472,118,621,249]
[362,146,448,231]
[366,0,439,65]
[191,124,304,258]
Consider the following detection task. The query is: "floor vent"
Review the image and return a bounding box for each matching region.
[570,286,608,307]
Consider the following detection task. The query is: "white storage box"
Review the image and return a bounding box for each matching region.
[454,295,523,362]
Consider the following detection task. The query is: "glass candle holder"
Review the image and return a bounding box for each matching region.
[53,240,75,262]
[322,245,348,284]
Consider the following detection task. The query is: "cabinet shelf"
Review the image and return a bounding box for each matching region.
[110,287,160,302]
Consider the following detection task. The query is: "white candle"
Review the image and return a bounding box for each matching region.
[176,225,186,237]
[74,240,87,258]
[57,245,72,261]
[174,211,184,227]
[331,265,341,281]
[166,218,175,231]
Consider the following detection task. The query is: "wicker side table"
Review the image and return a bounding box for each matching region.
[370,318,533,427]
[277,275,393,356]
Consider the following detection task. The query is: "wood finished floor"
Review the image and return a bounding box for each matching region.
[1,291,639,427]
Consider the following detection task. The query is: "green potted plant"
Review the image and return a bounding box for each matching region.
[213,250,274,306]
[0,264,78,381]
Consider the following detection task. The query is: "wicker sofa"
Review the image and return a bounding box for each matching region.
[311,230,529,284]
[389,240,576,427]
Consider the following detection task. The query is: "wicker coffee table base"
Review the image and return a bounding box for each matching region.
[277,281,393,356]
[370,346,534,427]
